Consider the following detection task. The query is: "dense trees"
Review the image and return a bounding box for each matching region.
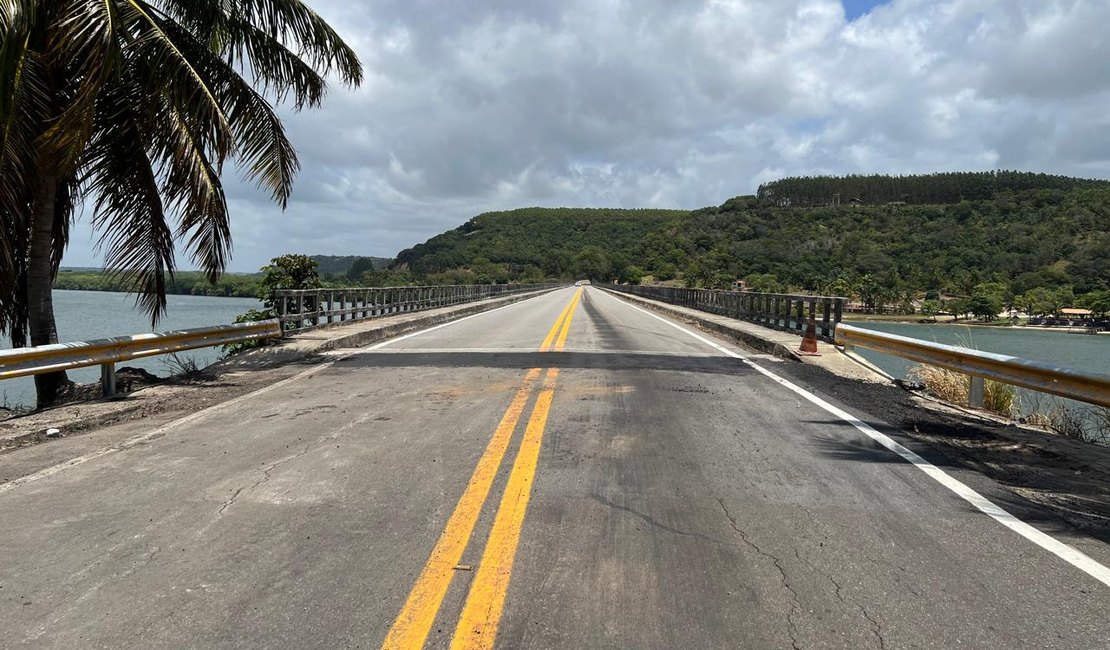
[756,171,1110,207]
[54,270,260,297]
[386,178,1108,315]
[391,207,685,282]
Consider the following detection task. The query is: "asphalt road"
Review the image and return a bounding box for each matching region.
[1,286,1108,649]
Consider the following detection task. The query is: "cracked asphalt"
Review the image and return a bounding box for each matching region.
[0,286,1108,649]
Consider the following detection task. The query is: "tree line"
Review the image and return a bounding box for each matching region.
[756,171,1110,207]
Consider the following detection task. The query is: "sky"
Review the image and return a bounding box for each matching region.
[64,0,1110,272]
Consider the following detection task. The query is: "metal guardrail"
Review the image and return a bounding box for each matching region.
[836,323,1110,409]
[273,282,564,331]
[599,284,846,341]
[0,320,282,398]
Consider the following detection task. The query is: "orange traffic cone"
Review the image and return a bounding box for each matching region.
[797,315,821,356]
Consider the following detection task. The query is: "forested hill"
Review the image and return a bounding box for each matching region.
[393,207,687,283]
[756,171,1110,207]
[668,188,1109,300]
[383,178,1109,308]
[311,255,392,276]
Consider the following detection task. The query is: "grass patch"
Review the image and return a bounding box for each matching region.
[910,364,1015,417]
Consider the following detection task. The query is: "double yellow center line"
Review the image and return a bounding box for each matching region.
[383,288,583,650]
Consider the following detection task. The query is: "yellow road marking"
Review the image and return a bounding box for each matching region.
[553,289,582,352]
[380,367,542,649]
[382,288,582,649]
[449,288,582,649]
[449,368,560,650]
[539,287,580,352]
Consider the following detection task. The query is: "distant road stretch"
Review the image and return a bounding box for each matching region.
[1,287,1108,649]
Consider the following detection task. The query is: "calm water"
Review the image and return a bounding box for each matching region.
[852,322,1108,377]
[2,290,261,408]
[852,322,1109,413]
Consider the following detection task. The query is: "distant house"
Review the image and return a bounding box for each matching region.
[1060,308,1092,318]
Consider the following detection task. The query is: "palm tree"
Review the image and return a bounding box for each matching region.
[1,1,362,406]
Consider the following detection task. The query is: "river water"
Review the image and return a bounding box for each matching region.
[2,290,260,409]
[851,321,1109,414]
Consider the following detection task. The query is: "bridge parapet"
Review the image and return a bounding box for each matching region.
[599,284,845,342]
[272,282,564,332]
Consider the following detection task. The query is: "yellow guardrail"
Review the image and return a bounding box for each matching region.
[0,320,283,397]
[836,323,1110,408]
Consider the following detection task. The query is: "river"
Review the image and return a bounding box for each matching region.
[851,321,1109,414]
[2,290,261,409]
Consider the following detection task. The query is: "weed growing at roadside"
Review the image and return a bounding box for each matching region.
[910,364,1014,418]
[223,308,276,356]
[162,353,203,380]
[911,365,967,404]
[982,380,1016,417]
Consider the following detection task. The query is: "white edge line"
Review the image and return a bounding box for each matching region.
[595,288,1110,589]
[0,289,563,495]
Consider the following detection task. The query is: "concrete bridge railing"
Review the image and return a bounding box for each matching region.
[272,282,565,332]
[599,284,846,342]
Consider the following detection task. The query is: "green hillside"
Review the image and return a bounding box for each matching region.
[311,255,393,276]
[381,174,1109,314]
[666,188,1109,309]
[393,207,686,283]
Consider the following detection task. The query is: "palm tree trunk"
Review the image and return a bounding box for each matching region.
[27,168,69,407]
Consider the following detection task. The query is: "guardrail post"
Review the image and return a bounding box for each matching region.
[821,298,832,339]
[101,362,116,397]
[969,376,985,407]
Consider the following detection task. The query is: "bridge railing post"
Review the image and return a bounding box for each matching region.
[969,376,985,407]
[101,362,116,397]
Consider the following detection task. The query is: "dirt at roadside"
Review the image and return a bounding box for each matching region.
[768,357,1110,544]
[0,356,327,453]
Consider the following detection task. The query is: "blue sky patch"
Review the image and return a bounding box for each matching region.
[842,0,889,21]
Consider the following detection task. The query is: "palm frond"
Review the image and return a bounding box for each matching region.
[222,16,329,109]
[152,93,232,281]
[3,0,365,330]
[160,0,362,88]
[153,15,299,206]
[84,80,176,323]
[238,0,362,86]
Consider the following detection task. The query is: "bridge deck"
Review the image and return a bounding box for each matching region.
[1,287,1107,648]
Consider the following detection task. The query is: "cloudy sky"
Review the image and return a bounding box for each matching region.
[67,0,1110,271]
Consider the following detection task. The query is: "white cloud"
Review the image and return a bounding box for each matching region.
[63,0,1110,271]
